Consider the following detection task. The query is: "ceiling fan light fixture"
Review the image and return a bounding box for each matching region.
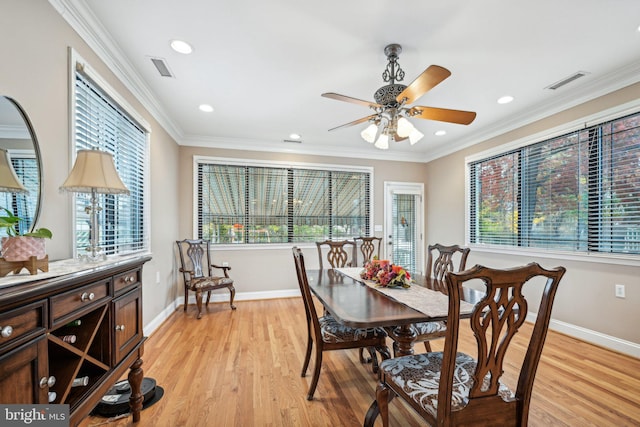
[361,123,378,143]
[374,133,389,150]
[396,117,414,138]
[409,128,424,145]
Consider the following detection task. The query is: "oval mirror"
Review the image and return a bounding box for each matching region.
[0,96,42,235]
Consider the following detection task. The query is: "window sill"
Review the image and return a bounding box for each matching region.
[468,243,640,267]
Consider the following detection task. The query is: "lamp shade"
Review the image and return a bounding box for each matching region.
[59,149,129,194]
[0,149,28,193]
[374,133,390,150]
[360,123,378,143]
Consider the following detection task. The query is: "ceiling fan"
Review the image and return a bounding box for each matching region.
[322,44,476,149]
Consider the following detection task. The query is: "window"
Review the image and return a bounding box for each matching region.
[468,110,640,255]
[196,159,372,244]
[71,56,149,256]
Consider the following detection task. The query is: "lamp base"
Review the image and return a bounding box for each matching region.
[79,246,107,263]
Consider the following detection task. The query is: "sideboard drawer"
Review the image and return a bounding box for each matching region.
[113,268,140,295]
[0,300,46,353]
[50,280,110,325]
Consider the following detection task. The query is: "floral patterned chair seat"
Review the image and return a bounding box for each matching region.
[379,352,515,418]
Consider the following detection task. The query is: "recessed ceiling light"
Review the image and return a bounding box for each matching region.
[289,133,301,140]
[170,39,193,54]
[199,104,214,113]
[497,95,514,104]
[434,130,447,136]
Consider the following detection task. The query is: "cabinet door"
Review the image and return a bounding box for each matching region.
[0,336,48,403]
[113,287,142,365]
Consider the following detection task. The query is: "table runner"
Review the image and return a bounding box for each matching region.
[335,267,475,318]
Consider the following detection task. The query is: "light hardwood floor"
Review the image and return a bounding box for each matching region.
[81,298,640,427]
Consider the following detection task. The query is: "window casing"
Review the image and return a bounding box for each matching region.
[196,158,372,244]
[468,110,640,255]
[71,55,149,257]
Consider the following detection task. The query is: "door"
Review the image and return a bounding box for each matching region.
[384,182,424,275]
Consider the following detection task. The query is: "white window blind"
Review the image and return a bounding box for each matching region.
[197,161,371,244]
[73,70,148,256]
[469,110,640,254]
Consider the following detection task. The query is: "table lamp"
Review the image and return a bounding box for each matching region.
[59,149,129,261]
[0,149,28,194]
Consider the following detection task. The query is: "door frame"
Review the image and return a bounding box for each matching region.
[383,181,425,274]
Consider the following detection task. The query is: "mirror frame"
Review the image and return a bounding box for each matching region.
[1,96,43,233]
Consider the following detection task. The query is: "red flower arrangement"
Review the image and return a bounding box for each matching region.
[360,258,412,288]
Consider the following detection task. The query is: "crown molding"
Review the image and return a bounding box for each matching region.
[49,0,184,142]
[180,134,428,163]
[424,58,640,163]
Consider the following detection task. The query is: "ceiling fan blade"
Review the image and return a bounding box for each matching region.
[328,114,378,131]
[410,106,477,125]
[396,65,451,105]
[322,92,382,109]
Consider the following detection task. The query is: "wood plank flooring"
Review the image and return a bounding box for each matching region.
[80,298,640,426]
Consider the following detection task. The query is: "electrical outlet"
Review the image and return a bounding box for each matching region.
[222,261,229,267]
[156,271,160,284]
[615,284,625,298]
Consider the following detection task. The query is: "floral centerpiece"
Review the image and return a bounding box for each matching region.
[360,257,412,288]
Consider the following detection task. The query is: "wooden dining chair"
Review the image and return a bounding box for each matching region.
[386,243,471,356]
[315,239,357,269]
[292,247,390,400]
[354,236,383,265]
[364,262,566,427]
[176,239,236,319]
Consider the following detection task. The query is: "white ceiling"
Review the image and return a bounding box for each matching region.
[54,0,640,162]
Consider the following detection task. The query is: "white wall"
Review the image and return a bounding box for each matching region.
[0,1,181,329]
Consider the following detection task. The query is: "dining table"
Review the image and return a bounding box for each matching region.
[305,267,484,356]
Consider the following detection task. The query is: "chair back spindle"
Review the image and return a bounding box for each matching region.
[355,236,382,265]
[316,240,357,269]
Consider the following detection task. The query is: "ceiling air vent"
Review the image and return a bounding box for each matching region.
[283,139,302,143]
[150,57,174,78]
[545,71,589,90]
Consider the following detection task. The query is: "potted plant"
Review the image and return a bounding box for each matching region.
[0,208,52,262]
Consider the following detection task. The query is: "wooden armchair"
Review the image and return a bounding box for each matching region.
[315,239,357,269]
[365,262,566,427]
[292,247,390,400]
[176,239,236,319]
[354,236,383,265]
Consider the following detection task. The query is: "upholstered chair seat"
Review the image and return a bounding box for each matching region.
[319,315,387,343]
[378,352,515,418]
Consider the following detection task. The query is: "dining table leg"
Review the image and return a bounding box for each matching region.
[389,324,417,356]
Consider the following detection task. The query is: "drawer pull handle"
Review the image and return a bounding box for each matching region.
[125,276,135,283]
[0,325,13,338]
[115,324,126,331]
[39,376,55,388]
[81,292,95,301]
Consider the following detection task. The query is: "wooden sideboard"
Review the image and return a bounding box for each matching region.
[0,255,151,426]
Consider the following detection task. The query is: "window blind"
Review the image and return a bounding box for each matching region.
[197,162,371,244]
[469,110,640,254]
[73,71,147,256]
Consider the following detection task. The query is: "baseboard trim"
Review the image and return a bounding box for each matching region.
[142,289,301,336]
[144,291,639,358]
[526,313,640,358]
